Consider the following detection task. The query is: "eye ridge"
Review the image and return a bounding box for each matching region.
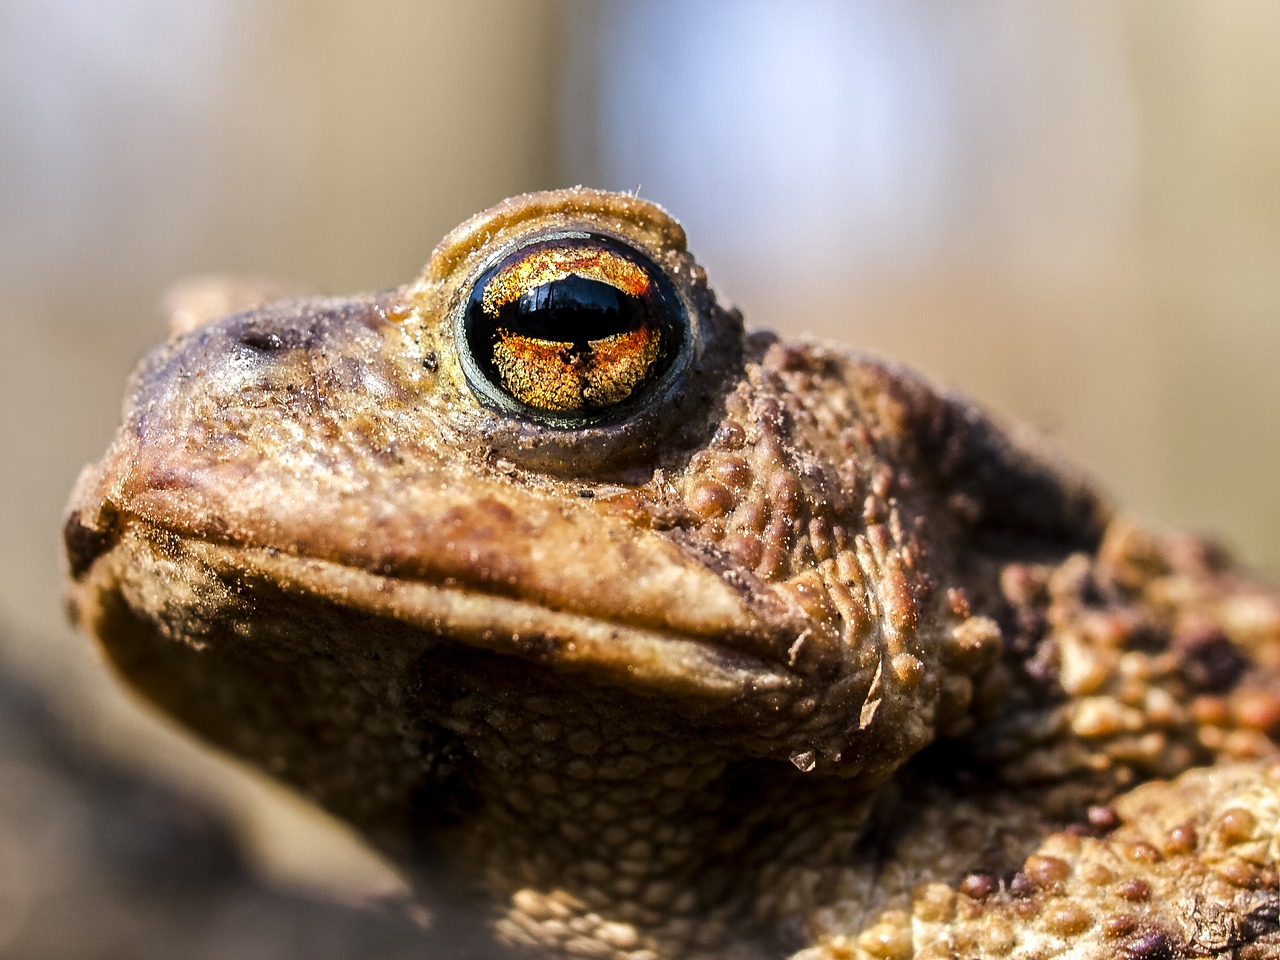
[459,232,689,424]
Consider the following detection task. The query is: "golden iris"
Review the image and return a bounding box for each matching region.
[460,233,686,420]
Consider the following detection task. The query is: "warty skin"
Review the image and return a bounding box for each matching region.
[65,189,1280,959]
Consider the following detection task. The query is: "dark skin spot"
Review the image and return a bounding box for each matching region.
[239,330,285,352]
[1177,627,1247,692]
[958,872,998,900]
[1087,804,1120,833]
[1121,928,1177,960]
[1007,871,1035,898]
[62,509,119,579]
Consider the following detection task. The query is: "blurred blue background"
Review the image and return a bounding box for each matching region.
[2,0,1279,911]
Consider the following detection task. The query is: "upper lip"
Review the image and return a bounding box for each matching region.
[66,437,811,699]
[175,536,802,699]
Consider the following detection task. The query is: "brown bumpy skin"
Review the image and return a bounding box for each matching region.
[64,189,1280,959]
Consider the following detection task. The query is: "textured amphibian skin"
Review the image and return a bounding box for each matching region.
[64,189,1280,959]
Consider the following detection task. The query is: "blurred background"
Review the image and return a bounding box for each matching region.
[2,0,1279,946]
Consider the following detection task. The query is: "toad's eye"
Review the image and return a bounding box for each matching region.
[457,232,689,423]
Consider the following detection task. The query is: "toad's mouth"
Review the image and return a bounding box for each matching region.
[65,502,806,704]
[192,536,800,699]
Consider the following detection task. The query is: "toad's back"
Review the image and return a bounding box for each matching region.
[65,189,1280,959]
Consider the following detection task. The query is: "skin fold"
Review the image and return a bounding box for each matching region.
[64,189,1280,959]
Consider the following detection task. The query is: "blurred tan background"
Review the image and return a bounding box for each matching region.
[2,0,1279,904]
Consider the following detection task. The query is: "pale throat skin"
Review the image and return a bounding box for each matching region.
[64,189,1280,960]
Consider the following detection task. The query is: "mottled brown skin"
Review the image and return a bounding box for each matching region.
[64,189,1280,959]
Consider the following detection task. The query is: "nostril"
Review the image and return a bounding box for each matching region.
[238,330,285,352]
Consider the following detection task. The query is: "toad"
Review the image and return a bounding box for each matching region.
[64,189,1280,959]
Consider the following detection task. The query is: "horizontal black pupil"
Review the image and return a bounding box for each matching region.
[501,275,641,346]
